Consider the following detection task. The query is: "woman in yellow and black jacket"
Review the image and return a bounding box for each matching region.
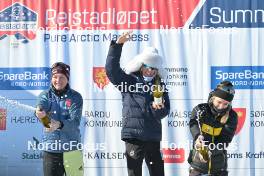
[188,81,238,176]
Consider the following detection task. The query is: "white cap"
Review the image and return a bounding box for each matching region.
[124,47,163,74]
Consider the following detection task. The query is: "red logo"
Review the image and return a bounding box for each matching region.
[0,109,7,130]
[233,108,246,135]
[65,99,72,108]
[93,67,110,89]
[162,148,185,163]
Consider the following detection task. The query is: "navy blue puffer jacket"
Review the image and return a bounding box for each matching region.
[105,41,170,142]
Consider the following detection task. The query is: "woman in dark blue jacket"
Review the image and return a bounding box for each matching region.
[105,32,170,176]
[35,62,83,176]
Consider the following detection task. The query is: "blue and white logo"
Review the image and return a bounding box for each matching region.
[0,2,38,43]
[0,67,50,90]
[211,66,264,89]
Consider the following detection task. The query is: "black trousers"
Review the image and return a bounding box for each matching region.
[125,139,164,176]
[43,151,65,176]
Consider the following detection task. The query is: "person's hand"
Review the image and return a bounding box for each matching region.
[152,100,165,110]
[193,150,208,163]
[35,107,47,119]
[45,119,61,132]
[197,152,208,163]
[194,135,205,149]
[194,135,208,163]
[116,31,132,44]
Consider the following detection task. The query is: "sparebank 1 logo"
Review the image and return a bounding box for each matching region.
[211,66,264,89]
[0,2,38,44]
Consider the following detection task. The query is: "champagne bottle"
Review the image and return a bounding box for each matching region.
[153,78,163,104]
[198,146,209,161]
[37,106,50,128]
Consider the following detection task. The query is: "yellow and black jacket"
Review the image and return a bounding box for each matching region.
[188,103,238,174]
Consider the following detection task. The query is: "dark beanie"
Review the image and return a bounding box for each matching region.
[211,80,235,102]
[51,62,70,80]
